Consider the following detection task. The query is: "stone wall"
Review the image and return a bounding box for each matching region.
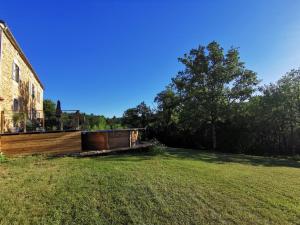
[0,24,44,132]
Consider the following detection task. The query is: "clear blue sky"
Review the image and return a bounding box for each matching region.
[1,0,300,117]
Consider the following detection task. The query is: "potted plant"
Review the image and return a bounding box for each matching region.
[10,113,24,133]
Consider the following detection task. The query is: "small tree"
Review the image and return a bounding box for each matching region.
[155,86,180,128]
[43,99,56,130]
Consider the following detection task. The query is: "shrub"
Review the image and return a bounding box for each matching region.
[0,152,6,163]
[148,139,167,155]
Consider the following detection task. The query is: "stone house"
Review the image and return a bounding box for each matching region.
[0,20,44,132]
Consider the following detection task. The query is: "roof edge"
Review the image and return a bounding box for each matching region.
[0,20,6,26]
[0,21,44,90]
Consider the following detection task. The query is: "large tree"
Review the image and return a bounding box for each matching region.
[172,41,259,149]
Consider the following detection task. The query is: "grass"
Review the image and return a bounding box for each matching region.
[0,148,300,225]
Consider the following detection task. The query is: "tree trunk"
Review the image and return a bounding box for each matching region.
[212,122,217,150]
[290,124,295,155]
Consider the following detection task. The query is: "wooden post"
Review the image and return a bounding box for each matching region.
[105,132,110,150]
[42,113,45,131]
[0,111,4,134]
[24,112,27,133]
[129,130,132,148]
[136,130,140,146]
[75,110,80,130]
[0,97,3,134]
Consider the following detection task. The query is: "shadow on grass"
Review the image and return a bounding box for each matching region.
[44,148,157,162]
[165,148,300,169]
[86,147,300,168]
[82,148,160,162]
[46,147,300,168]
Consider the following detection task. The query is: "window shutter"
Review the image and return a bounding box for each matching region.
[16,65,20,83]
[12,63,15,80]
[18,66,21,82]
[29,81,31,96]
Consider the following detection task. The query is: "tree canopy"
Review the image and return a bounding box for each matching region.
[164,41,259,149]
[122,42,300,156]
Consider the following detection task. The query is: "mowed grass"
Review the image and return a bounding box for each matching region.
[0,148,300,225]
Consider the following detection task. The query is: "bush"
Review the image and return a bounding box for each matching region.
[0,152,6,163]
[148,139,167,155]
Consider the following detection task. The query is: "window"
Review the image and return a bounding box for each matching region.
[37,91,40,103]
[28,81,32,96]
[32,84,35,99]
[13,99,19,112]
[31,108,37,119]
[12,63,20,83]
[19,99,23,110]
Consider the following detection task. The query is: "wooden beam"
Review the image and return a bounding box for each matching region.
[0,111,4,134]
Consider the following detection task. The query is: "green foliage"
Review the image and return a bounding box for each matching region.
[148,140,167,155]
[151,68,300,155]
[12,113,24,127]
[152,41,259,150]
[122,102,153,128]
[121,42,300,156]
[107,116,123,130]
[0,152,6,163]
[242,69,300,155]
[154,87,180,127]
[84,114,123,131]
[43,99,56,116]
[25,119,41,132]
[43,99,57,130]
[148,145,165,155]
[43,100,115,131]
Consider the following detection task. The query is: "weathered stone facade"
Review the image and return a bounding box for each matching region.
[0,21,44,132]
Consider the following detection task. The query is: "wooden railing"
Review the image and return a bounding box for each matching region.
[0,109,81,134]
[0,110,45,134]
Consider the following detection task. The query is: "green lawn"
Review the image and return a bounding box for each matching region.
[0,148,299,225]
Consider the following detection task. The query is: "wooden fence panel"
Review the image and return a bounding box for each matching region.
[108,131,130,149]
[0,131,81,156]
[81,132,109,151]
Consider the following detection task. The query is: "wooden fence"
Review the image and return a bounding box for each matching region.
[0,129,143,156]
[0,131,81,156]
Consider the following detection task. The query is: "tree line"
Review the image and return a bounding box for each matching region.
[122,41,300,156]
[43,100,123,131]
